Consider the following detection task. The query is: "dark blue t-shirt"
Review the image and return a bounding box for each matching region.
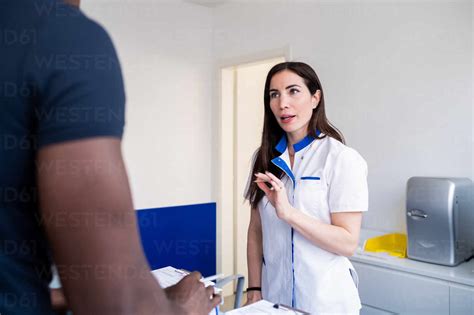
[0,1,125,313]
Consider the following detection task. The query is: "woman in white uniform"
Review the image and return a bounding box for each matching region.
[245,62,368,314]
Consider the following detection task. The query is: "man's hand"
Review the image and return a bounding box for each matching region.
[165,272,221,315]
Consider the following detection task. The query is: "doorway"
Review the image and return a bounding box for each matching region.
[218,56,285,296]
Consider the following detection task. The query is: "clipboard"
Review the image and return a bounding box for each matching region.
[225,299,309,314]
[272,303,310,314]
[151,266,222,294]
[151,266,222,315]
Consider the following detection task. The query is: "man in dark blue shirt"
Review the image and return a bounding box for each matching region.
[0,1,220,314]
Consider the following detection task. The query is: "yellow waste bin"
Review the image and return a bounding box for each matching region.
[364,233,407,258]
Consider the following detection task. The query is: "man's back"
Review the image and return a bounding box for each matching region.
[0,1,124,313]
[0,2,221,314]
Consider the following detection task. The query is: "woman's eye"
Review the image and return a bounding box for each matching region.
[289,88,300,95]
[269,92,279,99]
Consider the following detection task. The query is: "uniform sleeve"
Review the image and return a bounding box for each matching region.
[25,6,125,148]
[328,147,368,213]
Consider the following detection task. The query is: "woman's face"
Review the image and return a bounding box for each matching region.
[268,70,320,141]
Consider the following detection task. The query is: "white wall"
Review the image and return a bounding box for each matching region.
[81,0,214,209]
[212,0,473,233]
[79,0,472,234]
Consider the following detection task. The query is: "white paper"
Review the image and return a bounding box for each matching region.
[152,266,189,288]
[151,266,222,315]
[151,266,222,292]
[225,300,307,315]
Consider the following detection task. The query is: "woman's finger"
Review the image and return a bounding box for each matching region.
[265,171,284,189]
[254,172,271,182]
[268,179,282,192]
[255,180,272,195]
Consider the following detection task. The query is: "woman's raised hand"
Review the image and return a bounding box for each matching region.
[254,171,294,221]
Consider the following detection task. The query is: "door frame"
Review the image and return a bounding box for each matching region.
[213,46,291,296]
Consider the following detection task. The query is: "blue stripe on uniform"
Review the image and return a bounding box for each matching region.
[291,228,296,308]
[272,129,321,310]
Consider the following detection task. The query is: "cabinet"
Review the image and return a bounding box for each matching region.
[352,229,474,314]
[352,261,450,315]
[351,255,474,315]
[450,283,474,315]
[360,305,396,315]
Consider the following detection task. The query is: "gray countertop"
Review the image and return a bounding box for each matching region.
[350,229,474,287]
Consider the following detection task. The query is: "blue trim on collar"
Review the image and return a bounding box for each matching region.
[293,135,313,152]
[271,156,295,189]
[275,130,321,153]
[275,136,287,153]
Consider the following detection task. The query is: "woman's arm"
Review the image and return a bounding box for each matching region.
[285,210,361,257]
[255,171,362,257]
[246,207,263,304]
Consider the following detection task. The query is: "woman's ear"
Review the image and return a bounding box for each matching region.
[312,90,321,109]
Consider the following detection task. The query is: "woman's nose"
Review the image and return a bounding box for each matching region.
[278,94,290,109]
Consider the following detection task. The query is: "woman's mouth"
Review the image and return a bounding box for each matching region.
[280,115,296,124]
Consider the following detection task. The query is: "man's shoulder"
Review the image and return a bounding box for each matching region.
[2,0,85,27]
[3,0,109,43]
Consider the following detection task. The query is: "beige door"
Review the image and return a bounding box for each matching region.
[219,57,285,296]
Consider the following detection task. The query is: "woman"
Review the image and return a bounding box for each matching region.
[245,62,368,314]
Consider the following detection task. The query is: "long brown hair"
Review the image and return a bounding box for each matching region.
[245,61,345,210]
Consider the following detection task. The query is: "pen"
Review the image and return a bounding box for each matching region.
[173,269,224,283]
[273,303,307,314]
[273,303,291,310]
[201,273,224,282]
[174,269,189,276]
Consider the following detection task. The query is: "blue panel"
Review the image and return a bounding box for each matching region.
[136,203,216,277]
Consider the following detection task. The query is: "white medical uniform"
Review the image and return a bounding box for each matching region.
[248,133,368,315]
